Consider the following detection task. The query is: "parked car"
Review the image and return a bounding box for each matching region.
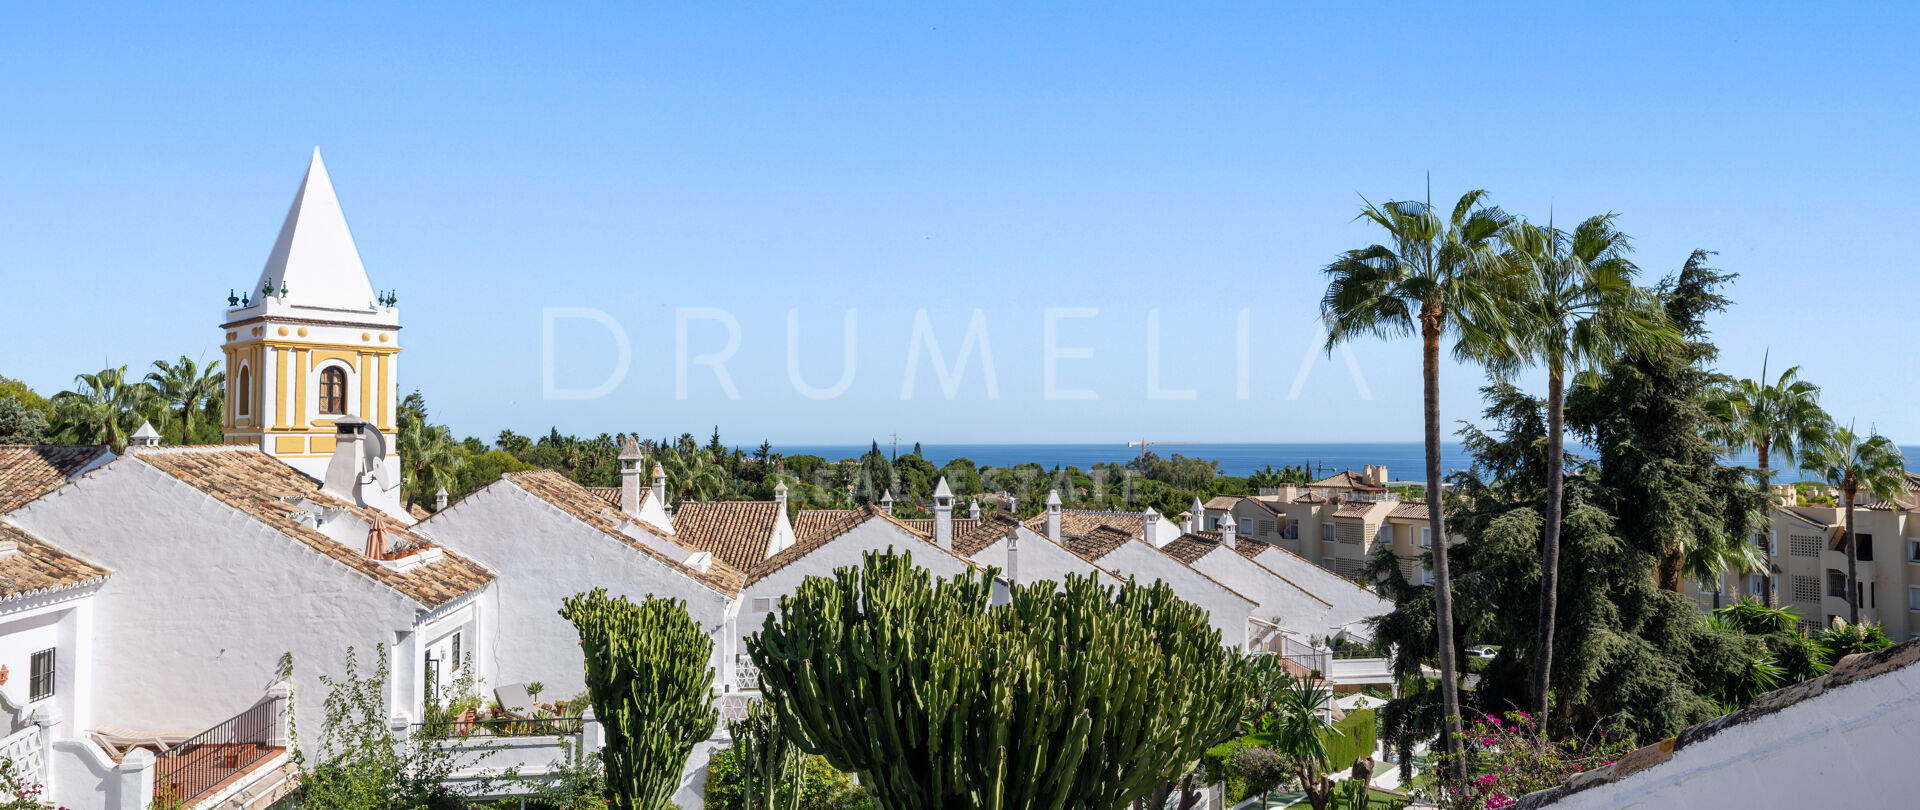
[1465,646,1498,659]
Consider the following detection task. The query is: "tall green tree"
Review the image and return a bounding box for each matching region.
[561,588,718,810]
[749,552,1248,810]
[51,366,148,450]
[1802,424,1907,623]
[143,356,224,444]
[1320,188,1511,770]
[1488,214,1673,724]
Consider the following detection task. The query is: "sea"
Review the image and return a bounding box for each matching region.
[772,442,1920,480]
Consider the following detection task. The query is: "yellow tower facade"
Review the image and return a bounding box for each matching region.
[221,150,404,509]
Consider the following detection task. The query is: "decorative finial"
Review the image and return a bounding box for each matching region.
[227,289,239,307]
[261,277,276,297]
[241,292,251,306]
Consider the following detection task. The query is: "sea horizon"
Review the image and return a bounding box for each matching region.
[768,441,1920,481]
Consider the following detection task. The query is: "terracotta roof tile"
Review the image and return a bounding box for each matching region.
[952,515,1020,556]
[753,506,882,584]
[895,518,980,542]
[1021,510,1145,541]
[0,522,110,600]
[1058,525,1134,562]
[1160,531,1225,564]
[0,445,110,513]
[1333,503,1375,518]
[1203,495,1243,511]
[1389,502,1433,520]
[134,447,493,608]
[792,509,860,548]
[672,501,780,572]
[583,485,654,512]
[504,470,745,594]
[1309,470,1386,491]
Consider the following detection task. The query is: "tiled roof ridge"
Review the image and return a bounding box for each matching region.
[0,521,112,601]
[749,505,880,584]
[1512,637,1920,808]
[131,448,495,608]
[500,470,743,595]
[1244,538,1389,600]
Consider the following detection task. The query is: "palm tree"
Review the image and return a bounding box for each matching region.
[1486,214,1674,725]
[396,392,465,511]
[1803,424,1907,623]
[1702,354,1832,605]
[51,366,149,450]
[1271,677,1340,810]
[1683,529,1766,610]
[1321,188,1510,772]
[144,356,224,444]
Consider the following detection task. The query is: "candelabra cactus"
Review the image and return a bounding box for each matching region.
[748,551,1250,810]
[727,698,804,810]
[561,588,718,810]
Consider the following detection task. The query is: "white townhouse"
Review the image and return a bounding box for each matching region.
[1021,496,1260,649]
[4,437,496,808]
[415,457,747,701]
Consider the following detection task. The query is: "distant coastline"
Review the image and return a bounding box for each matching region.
[770,442,1920,480]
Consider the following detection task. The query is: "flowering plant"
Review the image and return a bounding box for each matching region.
[1431,711,1632,810]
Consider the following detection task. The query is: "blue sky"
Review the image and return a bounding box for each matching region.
[3,3,1916,446]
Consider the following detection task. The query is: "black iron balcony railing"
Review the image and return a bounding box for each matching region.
[155,696,282,803]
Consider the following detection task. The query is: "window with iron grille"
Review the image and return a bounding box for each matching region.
[1792,576,1821,603]
[1828,570,1848,598]
[1321,524,1334,542]
[1790,535,1823,558]
[451,633,461,669]
[1259,519,1277,535]
[29,648,54,701]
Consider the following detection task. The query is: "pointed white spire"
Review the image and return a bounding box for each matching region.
[255,149,378,311]
[131,420,162,447]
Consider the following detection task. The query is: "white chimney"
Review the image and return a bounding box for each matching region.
[1143,507,1169,548]
[969,499,981,520]
[879,490,895,515]
[1220,516,1237,550]
[322,416,375,506]
[1044,490,1063,543]
[650,463,667,508]
[774,480,789,508]
[1179,511,1193,534]
[1007,529,1020,585]
[933,477,954,551]
[618,437,645,518]
[434,486,448,512]
[1191,495,1206,530]
[130,420,161,448]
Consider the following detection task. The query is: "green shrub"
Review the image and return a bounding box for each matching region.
[704,748,865,810]
[1324,708,1377,773]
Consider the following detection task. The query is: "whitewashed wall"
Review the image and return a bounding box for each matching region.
[1092,541,1254,649]
[738,521,973,657]
[1188,550,1348,639]
[0,590,96,734]
[1248,546,1393,637]
[1520,648,1920,809]
[968,527,1106,588]
[7,459,457,756]
[418,479,735,700]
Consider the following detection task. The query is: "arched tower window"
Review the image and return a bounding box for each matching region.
[237,366,252,417]
[319,367,348,415]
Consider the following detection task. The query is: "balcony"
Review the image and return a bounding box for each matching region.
[154,693,289,806]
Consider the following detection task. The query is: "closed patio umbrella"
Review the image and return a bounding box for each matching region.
[365,514,391,559]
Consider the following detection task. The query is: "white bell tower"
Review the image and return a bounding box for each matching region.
[221,149,404,515]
